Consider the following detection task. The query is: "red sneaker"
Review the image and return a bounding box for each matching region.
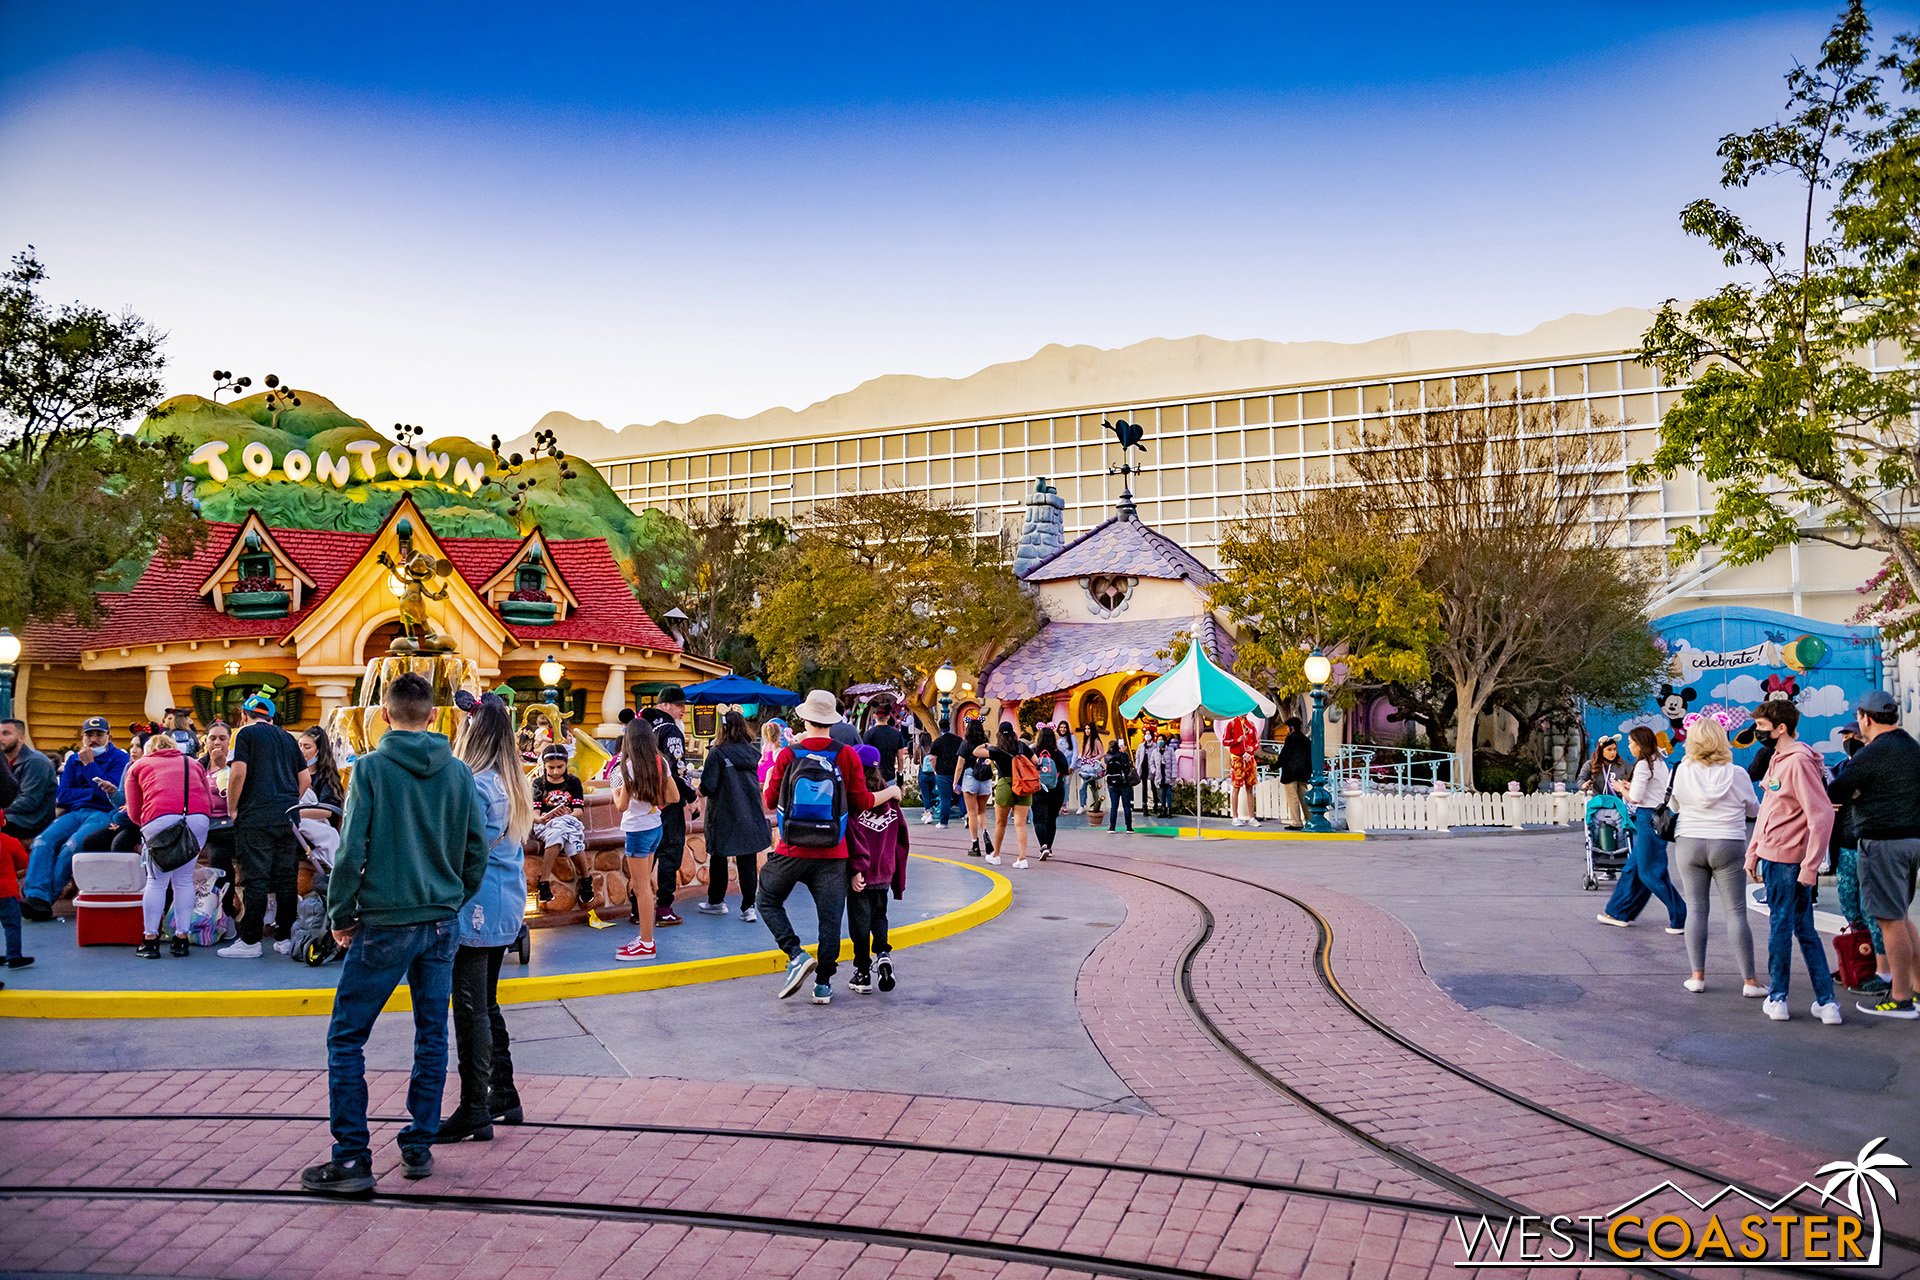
[614,937,656,961]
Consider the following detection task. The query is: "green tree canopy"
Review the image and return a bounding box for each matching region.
[1210,487,1442,701]
[748,489,1040,713]
[1636,2,1920,612]
[0,248,203,627]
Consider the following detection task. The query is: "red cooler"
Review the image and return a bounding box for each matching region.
[76,892,146,946]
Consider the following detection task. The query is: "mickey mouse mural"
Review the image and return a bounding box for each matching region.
[1583,606,1881,771]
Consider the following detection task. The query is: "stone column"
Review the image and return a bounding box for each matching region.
[1051,692,1072,726]
[596,665,630,739]
[143,666,176,723]
[313,683,354,720]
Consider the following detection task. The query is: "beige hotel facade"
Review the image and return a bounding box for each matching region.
[586,308,1885,626]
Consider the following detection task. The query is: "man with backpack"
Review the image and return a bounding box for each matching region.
[759,689,898,1005]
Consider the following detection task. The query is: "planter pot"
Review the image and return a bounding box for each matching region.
[501,599,558,626]
[226,590,290,619]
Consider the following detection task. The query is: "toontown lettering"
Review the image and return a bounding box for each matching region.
[188,439,487,494]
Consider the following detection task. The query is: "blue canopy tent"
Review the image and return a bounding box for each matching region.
[681,674,803,707]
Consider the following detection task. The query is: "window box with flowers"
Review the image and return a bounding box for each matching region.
[226,574,292,619]
[500,586,557,626]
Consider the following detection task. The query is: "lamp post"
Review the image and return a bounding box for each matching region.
[934,660,958,729]
[1302,649,1335,833]
[0,628,19,721]
[539,655,565,707]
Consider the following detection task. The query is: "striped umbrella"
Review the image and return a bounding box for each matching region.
[1118,637,1275,720]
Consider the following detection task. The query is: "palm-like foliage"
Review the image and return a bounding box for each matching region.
[1817,1137,1909,1213]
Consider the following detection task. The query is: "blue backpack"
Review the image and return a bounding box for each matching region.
[1036,751,1061,791]
[778,744,847,848]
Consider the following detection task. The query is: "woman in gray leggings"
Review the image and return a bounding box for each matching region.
[1669,717,1765,996]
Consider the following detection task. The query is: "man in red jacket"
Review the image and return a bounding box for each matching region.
[758,689,899,1006]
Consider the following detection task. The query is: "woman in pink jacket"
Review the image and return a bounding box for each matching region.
[122,733,216,958]
[1745,699,1841,1025]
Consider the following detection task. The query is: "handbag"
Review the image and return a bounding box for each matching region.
[1644,761,1679,843]
[1832,924,1876,990]
[147,756,201,872]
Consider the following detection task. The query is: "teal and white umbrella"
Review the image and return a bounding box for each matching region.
[1118,638,1275,839]
[1119,638,1276,721]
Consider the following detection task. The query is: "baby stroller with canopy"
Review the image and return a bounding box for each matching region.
[1583,793,1631,891]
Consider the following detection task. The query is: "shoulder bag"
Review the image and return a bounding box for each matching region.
[1649,763,1680,843]
[147,757,202,872]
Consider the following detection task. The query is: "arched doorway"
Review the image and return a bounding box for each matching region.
[1075,689,1109,738]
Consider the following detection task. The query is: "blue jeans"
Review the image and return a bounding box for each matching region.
[0,896,20,961]
[1762,858,1835,1005]
[24,809,114,904]
[1603,809,1686,928]
[1107,781,1133,830]
[932,773,956,826]
[1157,781,1175,815]
[326,918,459,1164]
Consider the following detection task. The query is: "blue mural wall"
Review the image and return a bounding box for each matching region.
[1584,607,1881,771]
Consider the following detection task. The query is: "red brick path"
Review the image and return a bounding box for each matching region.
[1,839,1904,1279]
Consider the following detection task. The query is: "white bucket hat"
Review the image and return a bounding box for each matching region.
[794,688,843,727]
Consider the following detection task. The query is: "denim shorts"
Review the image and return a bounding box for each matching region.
[959,773,994,797]
[623,826,664,858]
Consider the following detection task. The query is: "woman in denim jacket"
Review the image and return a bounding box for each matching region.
[439,696,535,1142]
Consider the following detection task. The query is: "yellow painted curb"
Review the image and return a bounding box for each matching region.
[0,854,1011,1020]
[1182,827,1367,842]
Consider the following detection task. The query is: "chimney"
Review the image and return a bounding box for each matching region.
[1013,477,1066,577]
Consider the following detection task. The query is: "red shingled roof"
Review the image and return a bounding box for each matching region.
[25,518,677,663]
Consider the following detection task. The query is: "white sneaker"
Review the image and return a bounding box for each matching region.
[1664,926,1686,935]
[272,939,294,956]
[1812,1000,1844,1025]
[740,907,758,923]
[1742,982,1768,998]
[217,940,262,959]
[1596,913,1629,927]
[695,902,727,915]
[1763,997,1789,1021]
[1684,978,1706,993]
[1012,858,1029,869]
[920,812,934,825]
[983,853,1002,865]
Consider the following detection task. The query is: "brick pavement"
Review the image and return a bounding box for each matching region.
[6,830,1902,1278]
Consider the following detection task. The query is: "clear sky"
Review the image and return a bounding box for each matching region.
[3,2,1914,438]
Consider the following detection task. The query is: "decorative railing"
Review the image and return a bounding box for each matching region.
[1328,744,1456,794]
[1342,788,1581,833]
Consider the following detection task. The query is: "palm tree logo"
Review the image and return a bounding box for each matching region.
[1818,1138,1909,1263]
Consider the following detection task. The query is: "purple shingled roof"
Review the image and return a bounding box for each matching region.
[981,613,1236,702]
[1018,513,1218,585]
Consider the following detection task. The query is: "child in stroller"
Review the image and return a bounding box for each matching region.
[1583,793,1631,891]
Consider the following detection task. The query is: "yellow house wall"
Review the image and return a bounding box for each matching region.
[1034,576,1213,624]
[22,664,148,749]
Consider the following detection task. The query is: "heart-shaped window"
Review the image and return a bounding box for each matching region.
[1084,574,1135,617]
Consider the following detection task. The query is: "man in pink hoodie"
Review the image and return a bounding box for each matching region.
[1745,699,1841,1025]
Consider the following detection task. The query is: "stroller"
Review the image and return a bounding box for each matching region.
[1583,793,1631,891]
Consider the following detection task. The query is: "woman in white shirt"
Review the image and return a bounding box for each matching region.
[1597,726,1689,933]
[1669,717,1764,996]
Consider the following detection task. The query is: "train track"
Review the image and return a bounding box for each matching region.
[1050,848,1920,1278]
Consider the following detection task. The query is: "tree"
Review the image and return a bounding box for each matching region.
[748,489,1040,715]
[1636,3,1920,609]
[1346,396,1657,790]
[1210,487,1442,701]
[667,500,789,670]
[0,248,203,627]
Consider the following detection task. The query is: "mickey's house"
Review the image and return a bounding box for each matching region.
[20,496,723,743]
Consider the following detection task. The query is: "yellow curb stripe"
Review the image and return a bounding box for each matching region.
[0,854,1011,1021]
[1182,827,1367,842]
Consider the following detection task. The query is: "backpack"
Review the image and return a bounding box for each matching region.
[778,744,847,848]
[1036,751,1060,792]
[1012,752,1041,796]
[970,755,995,783]
[289,891,339,966]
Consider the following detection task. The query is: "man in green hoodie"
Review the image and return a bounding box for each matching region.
[302,673,489,1196]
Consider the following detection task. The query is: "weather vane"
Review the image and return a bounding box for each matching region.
[1102,417,1148,517]
[376,516,456,653]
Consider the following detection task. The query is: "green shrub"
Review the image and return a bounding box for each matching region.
[1167,781,1229,818]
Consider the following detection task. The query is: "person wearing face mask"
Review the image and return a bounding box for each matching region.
[1745,698,1842,1026]
[1595,726,1687,934]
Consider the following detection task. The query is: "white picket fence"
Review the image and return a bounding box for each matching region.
[1342,788,1581,834]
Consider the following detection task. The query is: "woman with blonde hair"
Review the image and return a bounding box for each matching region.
[437,696,536,1142]
[1670,716,1764,997]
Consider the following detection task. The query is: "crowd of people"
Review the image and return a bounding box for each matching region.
[1584,693,1919,1024]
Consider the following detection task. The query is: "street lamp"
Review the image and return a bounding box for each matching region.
[1302,649,1335,833]
[539,655,565,706]
[934,660,957,728]
[0,628,20,721]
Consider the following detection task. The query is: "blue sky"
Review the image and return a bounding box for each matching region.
[2,3,1914,437]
